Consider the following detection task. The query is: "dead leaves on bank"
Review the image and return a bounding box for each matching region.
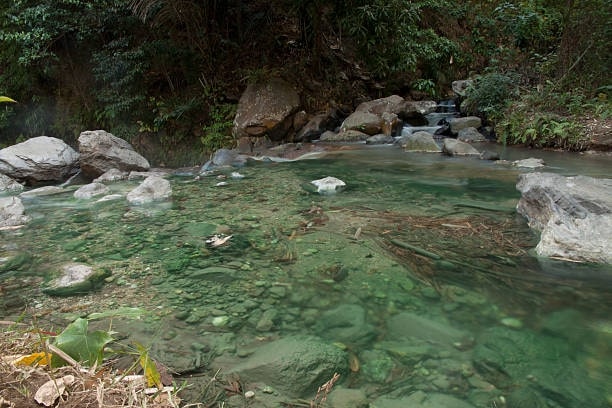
[0,328,181,408]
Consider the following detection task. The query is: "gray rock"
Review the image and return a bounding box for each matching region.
[366,134,394,145]
[126,175,172,205]
[341,111,383,135]
[401,131,441,152]
[319,129,369,142]
[0,174,24,192]
[225,335,348,398]
[355,95,405,115]
[19,186,65,199]
[449,117,482,134]
[310,176,346,195]
[0,136,79,183]
[314,304,377,346]
[516,172,612,263]
[295,113,334,142]
[0,196,30,228]
[479,150,500,160]
[512,158,545,168]
[42,263,110,296]
[386,312,467,349]
[371,391,475,408]
[93,168,128,182]
[397,100,438,116]
[457,127,486,143]
[442,138,481,156]
[473,326,605,407]
[200,148,248,172]
[74,182,110,199]
[78,130,150,178]
[233,78,300,141]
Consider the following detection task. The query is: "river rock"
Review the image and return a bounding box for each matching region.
[295,112,336,142]
[516,172,612,263]
[472,326,605,407]
[366,134,394,144]
[0,174,23,192]
[224,335,348,398]
[386,312,467,349]
[310,176,346,194]
[42,263,110,296]
[449,117,481,134]
[94,168,128,182]
[200,148,248,172]
[401,131,441,152]
[0,136,79,183]
[457,127,486,143]
[371,391,475,408]
[320,129,369,142]
[512,157,545,168]
[126,175,172,205]
[74,182,110,199]
[19,186,65,199]
[314,304,377,346]
[327,387,368,408]
[341,111,383,135]
[355,95,405,115]
[442,138,481,156]
[0,196,29,228]
[233,78,301,141]
[78,130,150,178]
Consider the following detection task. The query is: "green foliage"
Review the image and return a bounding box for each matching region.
[51,317,114,367]
[411,79,438,98]
[201,103,237,153]
[462,72,519,118]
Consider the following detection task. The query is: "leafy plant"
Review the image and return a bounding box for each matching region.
[462,71,519,118]
[201,103,237,152]
[51,317,114,367]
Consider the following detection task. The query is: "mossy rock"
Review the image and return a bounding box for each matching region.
[42,263,110,296]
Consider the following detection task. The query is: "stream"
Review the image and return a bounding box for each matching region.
[1,145,611,407]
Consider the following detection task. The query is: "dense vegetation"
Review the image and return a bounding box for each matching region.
[0,0,610,163]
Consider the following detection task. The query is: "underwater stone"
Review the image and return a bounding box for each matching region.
[42,263,110,296]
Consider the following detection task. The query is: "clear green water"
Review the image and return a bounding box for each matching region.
[1,146,611,407]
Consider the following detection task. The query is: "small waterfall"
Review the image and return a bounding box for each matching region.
[401,99,459,137]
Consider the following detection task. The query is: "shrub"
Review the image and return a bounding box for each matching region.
[461,72,519,118]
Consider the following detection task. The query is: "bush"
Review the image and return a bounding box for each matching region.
[461,72,519,118]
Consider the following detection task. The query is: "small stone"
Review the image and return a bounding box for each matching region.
[244,390,255,398]
[212,316,230,327]
[501,317,523,329]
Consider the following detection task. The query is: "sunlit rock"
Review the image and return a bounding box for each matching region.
[78,130,150,178]
[93,168,128,182]
[74,182,110,199]
[0,196,29,228]
[310,176,346,194]
[457,127,486,143]
[126,175,172,205]
[517,172,612,263]
[0,136,79,183]
[19,186,64,199]
[513,157,545,168]
[42,263,110,296]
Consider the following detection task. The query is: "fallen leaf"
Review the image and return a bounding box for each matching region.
[34,375,75,407]
[13,352,52,367]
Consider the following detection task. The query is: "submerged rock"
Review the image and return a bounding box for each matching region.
[43,263,110,296]
[516,172,612,263]
[74,182,110,199]
[513,158,545,168]
[224,335,348,398]
[0,136,79,183]
[442,138,480,156]
[372,391,475,408]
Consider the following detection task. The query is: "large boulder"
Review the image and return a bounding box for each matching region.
[516,172,612,263]
[78,130,150,178]
[319,129,369,142]
[233,78,301,141]
[126,175,172,205]
[42,263,110,296]
[449,116,482,134]
[341,111,384,135]
[0,196,29,228]
[224,335,348,398]
[0,136,79,183]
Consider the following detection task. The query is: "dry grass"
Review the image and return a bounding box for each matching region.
[0,324,183,408]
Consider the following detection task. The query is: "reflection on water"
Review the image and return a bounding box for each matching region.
[1,145,611,407]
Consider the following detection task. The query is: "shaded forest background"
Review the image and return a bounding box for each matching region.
[0,0,610,165]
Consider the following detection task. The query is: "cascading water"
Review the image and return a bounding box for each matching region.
[400,99,459,137]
